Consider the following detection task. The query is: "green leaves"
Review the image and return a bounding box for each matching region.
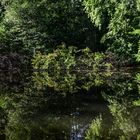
[85,115,103,140]
[0,0,97,56]
[83,0,140,63]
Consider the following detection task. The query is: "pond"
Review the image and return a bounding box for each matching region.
[0,69,140,140]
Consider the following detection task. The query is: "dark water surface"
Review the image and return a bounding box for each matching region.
[0,70,140,140]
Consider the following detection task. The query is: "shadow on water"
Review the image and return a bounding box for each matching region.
[0,69,140,140]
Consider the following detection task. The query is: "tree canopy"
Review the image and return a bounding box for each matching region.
[0,0,102,54]
[0,0,140,65]
[84,0,140,62]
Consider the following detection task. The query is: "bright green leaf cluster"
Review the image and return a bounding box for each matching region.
[83,0,140,62]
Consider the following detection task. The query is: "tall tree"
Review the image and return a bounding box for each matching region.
[84,0,140,63]
[0,0,100,54]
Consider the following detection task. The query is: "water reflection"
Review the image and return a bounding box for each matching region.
[0,70,140,140]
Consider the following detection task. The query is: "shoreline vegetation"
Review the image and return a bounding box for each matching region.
[0,69,140,139]
[0,44,140,71]
[0,0,139,71]
[0,1,140,139]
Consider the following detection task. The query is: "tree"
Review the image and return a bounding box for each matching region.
[132,29,140,62]
[83,0,140,63]
[0,0,100,54]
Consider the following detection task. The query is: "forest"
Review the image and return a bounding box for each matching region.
[0,0,139,70]
[0,0,140,140]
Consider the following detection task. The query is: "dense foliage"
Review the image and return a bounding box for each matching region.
[0,0,101,53]
[0,68,140,139]
[0,0,140,68]
[0,1,140,139]
[84,0,140,63]
[32,44,111,71]
[132,29,140,62]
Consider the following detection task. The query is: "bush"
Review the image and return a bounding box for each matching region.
[32,44,112,71]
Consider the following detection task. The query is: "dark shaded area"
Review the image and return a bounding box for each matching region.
[0,70,140,139]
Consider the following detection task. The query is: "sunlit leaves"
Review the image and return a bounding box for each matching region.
[0,0,94,54]
[85,115,103,140]
[83,0,140,61]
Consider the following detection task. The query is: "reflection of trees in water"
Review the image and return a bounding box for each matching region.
[85,73,140,140]
[0,72,107,140]
[109,102,140,139]
[0,70,140,140]
[86,101,140,140]
[1,92,99,140]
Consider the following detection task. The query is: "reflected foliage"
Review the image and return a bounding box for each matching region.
[86,100,140,140]
[85,71,140,140]
[85,115,103,140]
[0,70,140,140]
